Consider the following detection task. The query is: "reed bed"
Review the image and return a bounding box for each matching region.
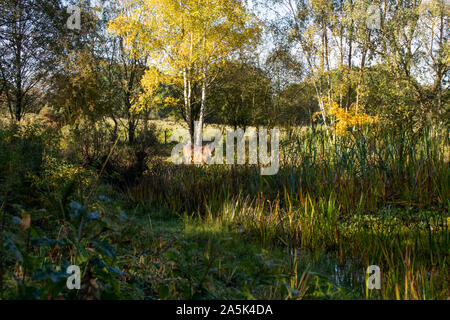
[123,124,449,299]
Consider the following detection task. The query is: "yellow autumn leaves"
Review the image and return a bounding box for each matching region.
[107,0,262,113]
[317,96,378,136]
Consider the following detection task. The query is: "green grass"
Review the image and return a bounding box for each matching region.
[118,210,364,300]
[0,120,448,300]
[122,123,449,299]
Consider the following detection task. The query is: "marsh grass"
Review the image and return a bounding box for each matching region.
[0,120,447,299]
[126,123,449,299]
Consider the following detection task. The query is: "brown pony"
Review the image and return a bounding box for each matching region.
[182,143,215,165]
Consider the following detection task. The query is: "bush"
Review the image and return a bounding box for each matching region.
[0,124,46,205]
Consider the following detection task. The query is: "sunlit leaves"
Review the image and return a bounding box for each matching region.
[316,96,378,136]
[108,0,262,112]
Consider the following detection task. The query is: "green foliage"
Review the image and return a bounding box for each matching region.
[207,60,273,129]
[0,0,448,301]
[0,124,47,204]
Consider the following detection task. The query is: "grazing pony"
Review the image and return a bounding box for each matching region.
[182,143,215,165]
